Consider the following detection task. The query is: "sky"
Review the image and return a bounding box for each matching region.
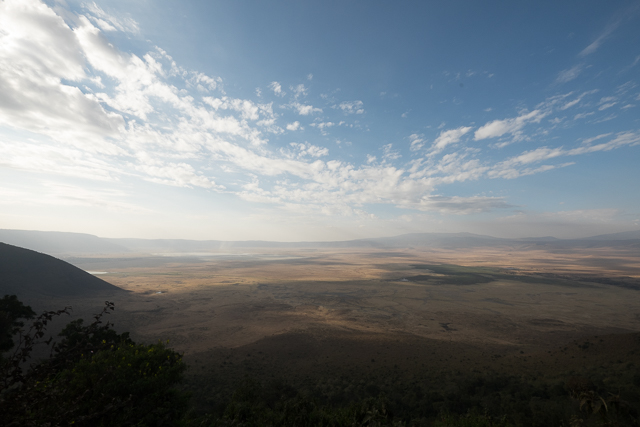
[1,0,639,241]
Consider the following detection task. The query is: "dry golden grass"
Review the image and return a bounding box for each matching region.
[56,246,640,358]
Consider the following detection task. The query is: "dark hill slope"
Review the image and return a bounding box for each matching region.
[0,243,125,297]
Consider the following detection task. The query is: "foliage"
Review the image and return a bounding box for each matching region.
[0,297,70,391]
[0,296,188,427]
[30,341,189,426]
[184,362,640,427]
[193,378,402,426]
[0,294,36,354]
[4,295,640,426]
[433,413,513,427]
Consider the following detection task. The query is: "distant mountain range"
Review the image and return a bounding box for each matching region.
[0,229,129,255]
[1,228,639,256]
[0,242,125,298]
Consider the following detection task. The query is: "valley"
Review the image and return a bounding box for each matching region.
[5,237,640,424]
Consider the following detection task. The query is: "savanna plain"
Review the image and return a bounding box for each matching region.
[36,244,640,425]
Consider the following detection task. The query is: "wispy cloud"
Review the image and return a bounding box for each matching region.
[309,121,335,135]
[287,142,329,158]
[382,144,401,161]
[337,100,364,115]
[489,131,640,179]
[579,20,620,57]
[574,111,595,120]
[83,2,139,33]
[598,96,618,110]
[578,3,640,58]
[1,0,638,224]
[431,126,472,154]
[409,134,426,152]
[556,63,584,84]
[290,102,322,115]
[291,84,307,98]
[560,89,598,110]
[474,110,547,141]
[269,81,285,97]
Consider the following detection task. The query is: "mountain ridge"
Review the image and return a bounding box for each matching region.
[1,228,639,255]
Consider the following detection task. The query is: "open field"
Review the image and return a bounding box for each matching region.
[56,246,640,352]
[15,245,640,423]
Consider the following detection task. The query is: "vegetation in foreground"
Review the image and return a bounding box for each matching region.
[0,295,188,426]
[1,295,639,426]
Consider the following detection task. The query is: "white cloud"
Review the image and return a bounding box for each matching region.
[289,142,329,158]
[0,137,118,181]
[0,0,125,152]
[597,96,618,111]
[133,158,221,189]
[83,2,139,34]
[599,102,617,111]
[560,89,598,110]
[3,0,639,226]
[409,134,426,152]
[382,144,401,161]
[268,81,285,97]
[502,146,565,166]
[574,111,595,120]
[286,121,301,131]
[291,84,307,98]
[337,100,364,114]
[615,81,637,95]
[474,110,547,140]
[556,63,584,84]
[488,131,640,179]
[593,114,617,123]
[431,126,472,153]
[579,19,620,57]
[309,121,335,135]
[188,72,221,92]
[202,96,273,121]
[291,102,322,116]
[567,131,640,155]
[581,133,612,145]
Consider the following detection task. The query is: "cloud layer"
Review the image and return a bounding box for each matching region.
[1,0,639,236]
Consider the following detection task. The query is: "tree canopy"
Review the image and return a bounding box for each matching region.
[0,295,188,427]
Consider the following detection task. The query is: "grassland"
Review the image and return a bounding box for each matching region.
[27,245,640,425]
[55,246,639,350]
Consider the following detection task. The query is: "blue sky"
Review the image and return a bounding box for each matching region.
[0,0,639,241]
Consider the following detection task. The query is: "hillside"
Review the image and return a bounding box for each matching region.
[0,242,125,297]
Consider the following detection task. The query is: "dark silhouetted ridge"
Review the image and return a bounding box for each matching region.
[0,242,125,297]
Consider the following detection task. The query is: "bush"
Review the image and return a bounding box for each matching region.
[0,296,189,427]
